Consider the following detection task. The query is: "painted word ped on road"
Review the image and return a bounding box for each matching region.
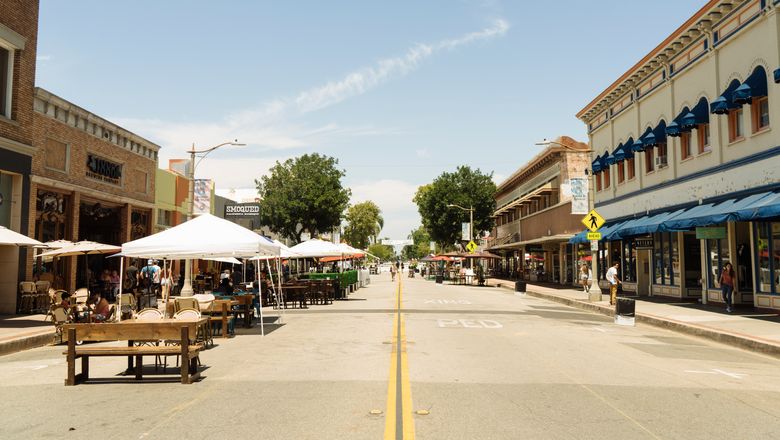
[581,209,606,232]
[437,319,502,328]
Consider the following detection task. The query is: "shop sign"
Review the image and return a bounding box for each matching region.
[86,155,122,185]
[635,238,654,249]
[224,203,261,219]
[696,226,726,240]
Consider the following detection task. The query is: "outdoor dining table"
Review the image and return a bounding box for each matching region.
[280,285,309,309]
[211,299,238,338]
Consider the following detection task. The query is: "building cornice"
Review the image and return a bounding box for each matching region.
[577,0,747,123]
[33,87,161,162]
[496,136,589,194]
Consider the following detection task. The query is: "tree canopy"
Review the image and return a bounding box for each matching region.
[255,153,351,243]
[413,166,496,248]
[367,243,394,261]
[343,201,383,250]
[402,226,433,260]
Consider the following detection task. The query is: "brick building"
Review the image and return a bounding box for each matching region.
[27,87,159,292]
[488,136,591,285]
[0,0,39,313]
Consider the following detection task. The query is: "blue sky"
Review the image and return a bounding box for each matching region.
[37,0,705,240]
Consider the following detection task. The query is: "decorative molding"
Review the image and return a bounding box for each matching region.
[0,135,35,157]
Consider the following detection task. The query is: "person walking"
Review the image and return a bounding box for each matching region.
[606,261,621,305]
[719,262,735,313]
[390,263,397,282]
[579,264,592,293]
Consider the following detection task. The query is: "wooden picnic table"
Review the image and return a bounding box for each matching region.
[61,318,207,385]
[211,299,238,338]
[280,285,309,309]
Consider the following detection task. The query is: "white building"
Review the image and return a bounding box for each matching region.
[576,0,780,309]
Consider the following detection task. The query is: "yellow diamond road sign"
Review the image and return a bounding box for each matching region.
[466,240,478,254]
[582,209,606,232]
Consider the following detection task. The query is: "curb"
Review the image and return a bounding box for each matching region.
[0,331,56,357]
[492,282,780,359]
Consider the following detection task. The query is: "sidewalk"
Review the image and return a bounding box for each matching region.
[0,314,55,356]
[487,277,780,358]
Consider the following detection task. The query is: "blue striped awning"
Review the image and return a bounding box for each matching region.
[733,66,768,105]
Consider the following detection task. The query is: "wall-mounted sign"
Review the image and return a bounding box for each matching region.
[634,238,654,249]
[224,203,260,219]
[696,226,727,240]
[86,154,122,185]
[570,178,589,215]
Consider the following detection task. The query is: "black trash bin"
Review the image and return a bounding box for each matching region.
[435,274,444,284]
[515,281,526,293]
[615,297,635,317]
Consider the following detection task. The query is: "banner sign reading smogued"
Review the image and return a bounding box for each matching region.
[224,203,261,219]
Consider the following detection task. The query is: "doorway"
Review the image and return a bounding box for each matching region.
[636,249,651,296]
[683,232,702,298]
[735,222,753,303]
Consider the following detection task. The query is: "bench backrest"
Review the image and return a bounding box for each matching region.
[62,322,196,342]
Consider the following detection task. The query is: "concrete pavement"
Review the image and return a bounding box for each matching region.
[487,278,780,358]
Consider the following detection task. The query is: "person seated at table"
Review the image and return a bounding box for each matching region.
[217,276,234,295]
[60,292,72,308]
[88,292,111,322]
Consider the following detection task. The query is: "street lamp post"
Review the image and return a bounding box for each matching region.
[447,203,474,268]
[180,140,246,296]
[535,139,602,302]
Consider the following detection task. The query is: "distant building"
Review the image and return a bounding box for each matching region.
[576,0,780,308]
[488,136,590,285]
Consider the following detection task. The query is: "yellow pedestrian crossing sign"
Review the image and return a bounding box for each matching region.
[582,209,606,232]
[466,240,478,253]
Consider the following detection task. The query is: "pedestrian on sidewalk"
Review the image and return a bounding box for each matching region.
[606,261,621,305]
[579,264,592,293]
[719,262,735,313]
[390,263,397,282]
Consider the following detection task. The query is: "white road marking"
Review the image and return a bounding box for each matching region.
[437,319,503,329]
[424,299,472,304]
[684,369,747,379]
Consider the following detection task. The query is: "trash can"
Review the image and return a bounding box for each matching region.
[435,274,444,284]
[515,281,526,293]
[615,297,635,326]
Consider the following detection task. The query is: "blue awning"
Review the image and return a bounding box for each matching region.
[652,120,667,145]
[604,151,616,166]
[600,220,632,241]
[774,68,780,84]
[662,192,770,230]
[631,137,645,153]
[591,157,602,173]
[622,137,634,159]
[711,79,741,114]
[612,142,625,162]
[688,97,709,126]
[732,190,780,221]
[612,208,689,238]
[569,230,588,244]
[666,120,681,137]
[733,66,768,105]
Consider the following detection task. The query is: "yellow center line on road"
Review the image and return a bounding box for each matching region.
[384,274,415,440]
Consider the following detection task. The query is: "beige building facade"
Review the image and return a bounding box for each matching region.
[577,0,780,308]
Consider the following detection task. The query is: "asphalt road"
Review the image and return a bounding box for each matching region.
[1,273,780,439]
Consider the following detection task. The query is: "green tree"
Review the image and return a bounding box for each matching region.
[343,201,384,249]
[413,166,496,248]
[402,226,432,260]
[368,243,394,261]
[255,153,351,243]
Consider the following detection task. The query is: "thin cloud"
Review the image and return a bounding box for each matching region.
[117,18,510,158]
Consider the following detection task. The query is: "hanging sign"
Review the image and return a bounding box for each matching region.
[586,232,602,241]
[570,178,589,215]
[696,227,726,240]
[462,222,471,241]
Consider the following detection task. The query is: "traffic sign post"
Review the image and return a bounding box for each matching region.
[581,209,607,302]
[581,209,605,232]
[466,240,478,254]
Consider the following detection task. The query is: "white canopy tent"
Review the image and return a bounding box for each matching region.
[288,238,343,258]
[119,214,281,334]
[0,226,43,246]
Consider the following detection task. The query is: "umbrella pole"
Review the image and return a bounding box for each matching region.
[117,256,124,322]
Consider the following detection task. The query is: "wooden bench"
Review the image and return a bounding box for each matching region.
[62,319,206,386]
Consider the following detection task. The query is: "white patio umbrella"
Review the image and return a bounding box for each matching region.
[0,226,43,246]
[37,240,122,296]
[288,238,343,258]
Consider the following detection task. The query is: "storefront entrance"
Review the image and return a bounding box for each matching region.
[683,232,702,298]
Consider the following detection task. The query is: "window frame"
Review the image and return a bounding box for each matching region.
[603,166,611,189]
[728,107,744,142]
[595,172,602,192]
[617,160,625,184]
[656,143,668,168]
[680,131,692,160]
[0,43,13,120]
[697,123,711,153]
[626,156,635,180]
[645,148,654,173]
[752,96,769,133]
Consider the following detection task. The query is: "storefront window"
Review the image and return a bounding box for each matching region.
[707,238,730,289]
[774,223,780,293]
[654,233,664,284]
[623,239,636,283]
[756,223,772,292]
[670,235,679,287]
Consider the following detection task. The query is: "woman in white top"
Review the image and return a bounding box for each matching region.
[579,264,591,293]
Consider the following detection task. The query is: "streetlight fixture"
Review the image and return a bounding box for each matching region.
[447,203,474,267]
[180,139,246,296]
[535,139,602,302]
